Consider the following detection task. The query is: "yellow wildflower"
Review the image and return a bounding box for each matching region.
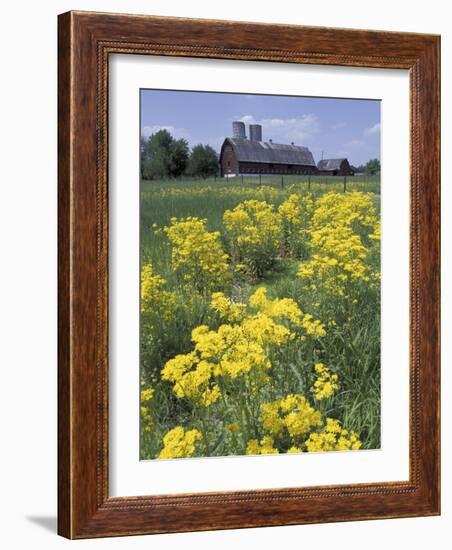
[260,394,323,437]
[249,287,326,339]
[305,418,362,452]
[278,193,313,257]
[298,192,380,297]
[211,292,246,322]
[246,436,279,455]
[140,384,155,432]
[311,363,339,400]
[141,263,175,319]
[161,351,221,406]
[162,288,325,406]
[164,217,229,294]
[224,199,282,276]
[369,220,381,241]
[159,427,203,459]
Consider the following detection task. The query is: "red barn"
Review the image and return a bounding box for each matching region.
[219,123,318,177]
[317,158,354,176]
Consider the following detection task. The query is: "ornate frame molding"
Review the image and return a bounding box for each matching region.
[58,11,440,538]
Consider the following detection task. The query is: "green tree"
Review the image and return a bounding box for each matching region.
[365,158,381,175]
[142,129,172,179]
[187,144,219,178]
[141,129,189,179]
[170,139,190,178]
[140,136,147,178]
[351,163,366,174]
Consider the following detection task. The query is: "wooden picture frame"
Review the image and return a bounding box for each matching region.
[58,10,440,539]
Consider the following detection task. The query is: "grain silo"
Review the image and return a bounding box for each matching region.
[249,124,262,142]
[220,118,319,176]
[232,121,246,139]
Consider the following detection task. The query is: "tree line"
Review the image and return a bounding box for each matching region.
[350,158,381,175]
[141,129,219,180]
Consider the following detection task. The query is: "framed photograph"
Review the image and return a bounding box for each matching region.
[58,11,440,538]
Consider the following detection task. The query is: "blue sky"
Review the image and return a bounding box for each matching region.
[141,89,380,166]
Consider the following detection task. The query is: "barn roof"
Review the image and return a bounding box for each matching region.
[222,138,316,167]
[317,158,347,171]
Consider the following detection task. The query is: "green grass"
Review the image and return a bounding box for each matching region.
[140,177,381,458]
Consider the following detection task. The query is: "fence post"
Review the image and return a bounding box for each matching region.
[281,175,284,189]
[241,174,244,185]
[308,175,311,191]
[343,176,347,192]
[259,174,261,186]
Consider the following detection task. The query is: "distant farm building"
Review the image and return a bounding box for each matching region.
[219,122,318,177]
[317,158,354,176]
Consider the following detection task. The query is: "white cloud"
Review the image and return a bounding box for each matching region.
[236,114,256,126]
[344,139,365,148]
[338,139,366,156]
[364,123,381,137]
[332,121,347,130]
[235,114,319,144]
[141,125,191,141]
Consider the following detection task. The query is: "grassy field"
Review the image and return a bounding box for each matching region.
[141,176,380,277]
[140,176,381,460]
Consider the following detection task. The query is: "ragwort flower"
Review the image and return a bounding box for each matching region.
[159,426,202,459]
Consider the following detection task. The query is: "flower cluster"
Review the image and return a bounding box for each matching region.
[304,418,362,452]
[211,292,246,323]
[246,436,279,455]
[141,263,176,319]
[310,191,378,238]
[310,363,339,400]
[162,288,326,409]
[223,200,282,277]
[369,220,381,242]
[161,349,223,407]
[164,217,229,294]
[158,426,203,459]
[161,318,274,407]
[250,393,362,454]
[140,383,155,433]
[260,394,323,438]
[249,287,326,338]
[278,193,313,258]
[140,185,377,460]
[298,192,380,297]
